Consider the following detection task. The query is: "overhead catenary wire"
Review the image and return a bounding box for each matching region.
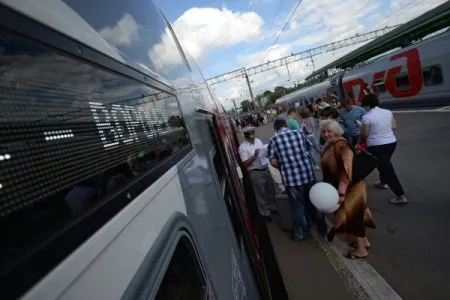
[270,0,285,28]
[262,0,304,61]
[257,0,285,49]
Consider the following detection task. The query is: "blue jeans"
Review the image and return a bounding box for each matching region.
[286,182,327,240]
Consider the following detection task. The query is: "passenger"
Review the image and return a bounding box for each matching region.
[286,107,301,130]
[315,98,329,119]
[299,107,321,170]
[239,126,277,221]
[320,119,375,259]
[340,97,366,146]
[268,118,327,240]
[320,107,349,141]
[360,94,408,205]
[316,98,330,111]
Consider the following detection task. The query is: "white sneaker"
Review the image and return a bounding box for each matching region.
[374,181,388,189]
[389,195,408,205]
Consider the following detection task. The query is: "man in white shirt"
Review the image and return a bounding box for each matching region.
[239,127,277,221]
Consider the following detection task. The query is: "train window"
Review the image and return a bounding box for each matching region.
[395,74,410,90]
[0,28,191,298]
[423,65,443,86]
[160,12,192,72]
[373,79,386,93]
[155,237,207,300]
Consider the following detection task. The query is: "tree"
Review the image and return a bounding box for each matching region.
[240,100,255,112]
[274,86,287,94]
[269,93,279,104]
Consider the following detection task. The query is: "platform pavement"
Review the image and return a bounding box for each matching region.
[243,110,450,299]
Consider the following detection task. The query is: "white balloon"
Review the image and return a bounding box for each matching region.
[309,182,340,213]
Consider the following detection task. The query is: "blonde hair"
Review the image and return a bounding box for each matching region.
[320,119,344,136]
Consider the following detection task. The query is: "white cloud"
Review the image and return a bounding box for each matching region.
[237,44,293,67]
[383,0,447,26]
[149,7,264,71]
[99,13,140,47]
[294,31,331,46]
[148,27,184,71]
[173,7,264,60]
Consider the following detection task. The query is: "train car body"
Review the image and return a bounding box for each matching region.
[278,29,450,109]
[343,30,450,107]
[275,80,331,108]
[0,0,270,299]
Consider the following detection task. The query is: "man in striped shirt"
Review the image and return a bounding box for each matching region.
[268,119,327,240]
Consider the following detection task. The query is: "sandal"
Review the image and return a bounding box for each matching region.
[348,241,372,249]
[344,250,368,260]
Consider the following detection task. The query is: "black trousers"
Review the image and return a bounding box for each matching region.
[368,142,405,197]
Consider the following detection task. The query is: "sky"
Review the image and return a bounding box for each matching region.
[152,0,447,109]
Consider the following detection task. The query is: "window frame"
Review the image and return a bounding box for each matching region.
[394,72,411,91]
[122,214,216,300]
[153,235,209,300]
[372,78,386,93]
[423,64,444,86]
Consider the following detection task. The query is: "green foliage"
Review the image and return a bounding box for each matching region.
[240,100,255,112]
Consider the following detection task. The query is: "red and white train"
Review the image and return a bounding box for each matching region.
[276,29,450,108]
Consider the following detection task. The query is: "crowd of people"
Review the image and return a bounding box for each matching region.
[233,109,279,129]
[238,94,407,260]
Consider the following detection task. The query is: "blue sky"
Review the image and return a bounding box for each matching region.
[152,0,446,108]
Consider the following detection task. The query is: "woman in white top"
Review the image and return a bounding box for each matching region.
[360,94,407,205]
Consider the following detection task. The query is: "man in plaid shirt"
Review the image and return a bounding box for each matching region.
[268,118,327,240]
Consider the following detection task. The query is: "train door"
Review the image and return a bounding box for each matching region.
[208,113,270,299]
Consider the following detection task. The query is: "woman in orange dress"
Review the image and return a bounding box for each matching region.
[321,119,375,259]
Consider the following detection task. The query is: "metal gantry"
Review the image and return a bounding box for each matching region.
[206,24,401,86]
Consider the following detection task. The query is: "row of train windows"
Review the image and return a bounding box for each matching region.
[373,64,444,93]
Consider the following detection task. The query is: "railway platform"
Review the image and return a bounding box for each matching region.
[242,108,450,299]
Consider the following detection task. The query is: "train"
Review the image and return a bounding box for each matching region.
[0,0,282,299]
[276,29,450,109]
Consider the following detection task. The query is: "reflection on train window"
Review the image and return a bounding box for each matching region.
[423,65,443,86]
[160,11,192,72]
[155,237,207,300]
[0,29,191,296]
[395,74,410,90]
[373,79,386,93]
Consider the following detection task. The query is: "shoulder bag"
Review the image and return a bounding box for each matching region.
[334,140,378,184]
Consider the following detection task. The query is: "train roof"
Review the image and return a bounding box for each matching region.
[275,81,330,104]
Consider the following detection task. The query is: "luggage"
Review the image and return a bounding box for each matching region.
[275,192,293,232]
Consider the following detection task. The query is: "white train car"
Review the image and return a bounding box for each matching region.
[342,30,450,107]
[283,30,450,109]
[275,80,332,109]
[0,1,281,299]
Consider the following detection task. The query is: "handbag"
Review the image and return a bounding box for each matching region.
[334,140,378,184]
